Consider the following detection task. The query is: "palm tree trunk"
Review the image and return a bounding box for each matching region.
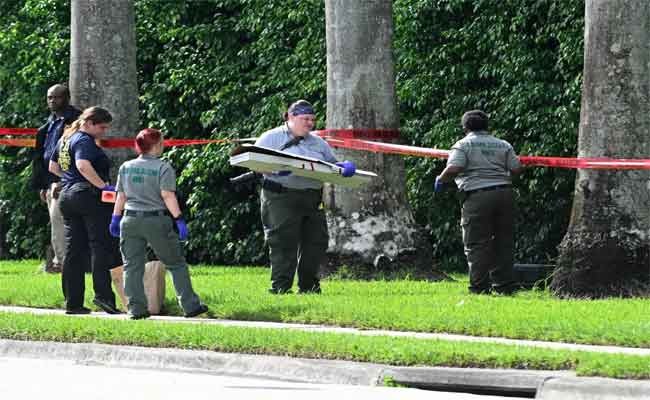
[551,0,650,297]
[70,0,138,176]
[324,0,434,275]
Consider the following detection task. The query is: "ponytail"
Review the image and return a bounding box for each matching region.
[63,119,84,138]
[63,106,113,138]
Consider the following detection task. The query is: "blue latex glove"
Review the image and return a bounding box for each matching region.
[176,218,189,241]
[274,170,292,177]
[109,215,122,238]
[102,184,116,192]
[434,176,445,193]
[335,161,356,177]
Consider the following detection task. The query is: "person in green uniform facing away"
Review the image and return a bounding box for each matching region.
[109,128,208,319]
[435,110,522,295]
[255,100,357,294]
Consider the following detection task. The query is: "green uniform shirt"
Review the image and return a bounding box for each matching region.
[446,131,521,192]
[116,155,176,211]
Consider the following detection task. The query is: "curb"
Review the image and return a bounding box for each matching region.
[2,339,650,398]
[0,339,385,386]
[1,338,566,394]
[535,377,650,399]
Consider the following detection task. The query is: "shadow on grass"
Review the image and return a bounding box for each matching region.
[225,303,312,322]
[0,269,46,276]
[158,296,311,322]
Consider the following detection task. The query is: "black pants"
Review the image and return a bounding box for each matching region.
[58,183,120,310]
[260,187,328,293]
[460,187,516,294]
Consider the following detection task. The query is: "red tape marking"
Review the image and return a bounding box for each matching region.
[0,128,38,135]
[520,156,650,170]
[4,126,650,170]
[324,137,450,159]
[98,138,232,148]
[324,137,650,170]
[0,138,36,147]
[1,127,399,139]
[315,129,400,140]
[0,135,233,149]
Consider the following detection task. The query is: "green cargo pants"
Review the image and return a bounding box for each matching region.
[261,188,328,293]
[460,187,516,294]
[120,214,202,315]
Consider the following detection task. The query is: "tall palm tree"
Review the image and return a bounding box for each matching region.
[552,0,650,297]
[70,0,138,174]
[324,0,433,273]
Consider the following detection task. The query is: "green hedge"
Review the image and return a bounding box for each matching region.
[0,0,584,269]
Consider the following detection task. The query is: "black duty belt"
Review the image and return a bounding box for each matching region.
[262,179,321,194]
[66,182,97,191]
[124,209,169,217]
[465,184,511,195]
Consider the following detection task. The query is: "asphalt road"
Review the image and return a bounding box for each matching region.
[0,356,528,400]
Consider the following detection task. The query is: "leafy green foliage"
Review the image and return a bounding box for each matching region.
[0,0,584,268]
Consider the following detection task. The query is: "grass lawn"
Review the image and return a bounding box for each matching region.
[1,260,650,349]
[2,311,650,379]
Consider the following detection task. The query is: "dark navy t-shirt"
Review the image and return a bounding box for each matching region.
[52,131,112,188]
[43,117,65,168]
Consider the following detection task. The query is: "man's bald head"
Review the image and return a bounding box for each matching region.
[47,84,70,114]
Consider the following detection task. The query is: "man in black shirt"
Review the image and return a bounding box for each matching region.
[31,84,81,273]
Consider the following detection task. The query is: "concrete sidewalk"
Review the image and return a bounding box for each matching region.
[2,305,650,357]
[1,306,650,399]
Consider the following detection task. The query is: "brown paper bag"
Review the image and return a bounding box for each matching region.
[110,261,167,314]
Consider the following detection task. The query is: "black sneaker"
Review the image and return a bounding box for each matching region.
[65,307,91,315]
[468,287,491,295]
[129,312,150,320]
[184,304,209,318]
[493,284,522,296]
[298,285,321,294]
[93,298,123,314]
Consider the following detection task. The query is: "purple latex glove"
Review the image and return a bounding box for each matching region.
[175,218,189,241]
[434,176,445,193]
[335,161,356,177]
[102,184,116,192]
[109,215,122,238]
